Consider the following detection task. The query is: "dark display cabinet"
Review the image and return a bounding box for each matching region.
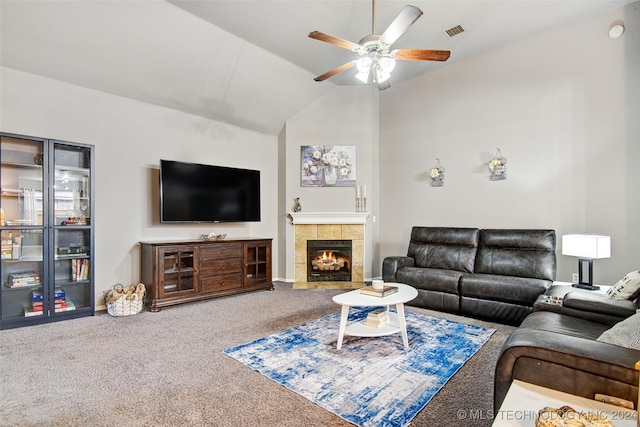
[0,132,94,329]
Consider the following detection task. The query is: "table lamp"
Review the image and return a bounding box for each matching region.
[561,234,611,291]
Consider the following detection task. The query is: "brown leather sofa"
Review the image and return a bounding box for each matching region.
[494,287,640,411]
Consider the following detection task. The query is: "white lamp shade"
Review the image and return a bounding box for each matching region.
[561,234,611,259]
[356,57,372,73]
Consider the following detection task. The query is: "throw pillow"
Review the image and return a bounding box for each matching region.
[597,313,640,350]
[604,270,640,300]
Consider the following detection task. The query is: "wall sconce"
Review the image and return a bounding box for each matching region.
[608,21,625,39]
[429,159,444,187]
[489,148,507,181]
[562,234,611,291]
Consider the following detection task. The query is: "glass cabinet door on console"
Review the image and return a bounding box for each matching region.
[0,133,94,329]
[158,247,198,298]
[244,241,272,287]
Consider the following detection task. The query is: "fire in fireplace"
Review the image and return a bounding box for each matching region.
[307,239,352,282]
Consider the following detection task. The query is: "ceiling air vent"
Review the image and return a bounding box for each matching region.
[445,25,465,38]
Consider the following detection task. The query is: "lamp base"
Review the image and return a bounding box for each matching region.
[571,283,600,291]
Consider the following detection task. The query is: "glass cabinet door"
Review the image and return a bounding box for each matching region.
[52,143,92,316]
[244,242,271,285]
[160,247,197,297]
[1,135,46,322]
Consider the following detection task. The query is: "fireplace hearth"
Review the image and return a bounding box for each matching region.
[307,240,352,282]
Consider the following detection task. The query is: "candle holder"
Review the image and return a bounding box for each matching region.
[355,185,367,212]
[355,197,367,212]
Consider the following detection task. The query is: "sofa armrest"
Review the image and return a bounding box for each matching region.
[563,292,637,317]
[382,256,414,282]
[534,293,636,326]
[494,328,640,411]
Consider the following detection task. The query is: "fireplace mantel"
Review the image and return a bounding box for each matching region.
[288,212,370,225]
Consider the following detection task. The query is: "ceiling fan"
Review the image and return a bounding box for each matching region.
[309,1,450,90]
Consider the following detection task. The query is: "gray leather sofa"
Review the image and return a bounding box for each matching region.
[382,227,557,324]
[494,306,640,411]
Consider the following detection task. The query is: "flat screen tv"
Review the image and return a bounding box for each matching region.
[160,159,261,223]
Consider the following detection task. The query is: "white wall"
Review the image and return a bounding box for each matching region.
[283,86,380,281]
[1,68,279,308]
[379,3,640,284]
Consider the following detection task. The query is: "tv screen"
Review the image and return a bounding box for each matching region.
[160,159,261,223]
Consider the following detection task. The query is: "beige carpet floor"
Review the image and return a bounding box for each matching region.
[0,281,515,426]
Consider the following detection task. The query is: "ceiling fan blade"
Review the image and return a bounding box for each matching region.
[379,5,423,46]
[392,49,451,62]
[308,31,361,52]
[314,61,357,82]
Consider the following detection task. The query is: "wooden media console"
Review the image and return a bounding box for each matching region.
[139,238,272,312]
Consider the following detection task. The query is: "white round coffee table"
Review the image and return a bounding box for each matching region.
[332,283,418,350]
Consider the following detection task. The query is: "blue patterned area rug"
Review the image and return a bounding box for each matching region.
[224,308,495,427]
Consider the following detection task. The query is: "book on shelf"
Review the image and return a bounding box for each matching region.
[9,271,39,279]
[359,285,399,297]
[71,259,89,281]
[24,307,44,317]
[8,272,41,288]
[56,300,75,313]
[31,289,65,303]
[31,291,43,302]
[24,300,76,317]
[32,300,67,308]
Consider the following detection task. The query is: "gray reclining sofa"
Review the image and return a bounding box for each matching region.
[382,226,557,324]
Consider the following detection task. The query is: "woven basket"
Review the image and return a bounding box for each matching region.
[105,283,145,317]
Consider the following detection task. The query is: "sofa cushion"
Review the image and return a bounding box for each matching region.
[459,273,550,305]
[604,270,640,300]
[519,311,609,339]
[409,289,460,313]
[474,229,556,280]
[407,227,479,272]
[460,297,532,325]
[396,267,461,294]
[597,313,640,349]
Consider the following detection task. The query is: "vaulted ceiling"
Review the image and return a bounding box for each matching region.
[1,1,634,135]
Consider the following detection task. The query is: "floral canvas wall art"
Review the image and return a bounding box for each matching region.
[301,146,356,187]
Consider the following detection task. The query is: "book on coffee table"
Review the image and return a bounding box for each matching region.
[363,308,389,327]
[359,285,398,297]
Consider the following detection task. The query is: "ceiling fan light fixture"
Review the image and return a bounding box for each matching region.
[356,57,373,73]
[374,66,391,83]
[355,70,370,83]
[379,57,396,73]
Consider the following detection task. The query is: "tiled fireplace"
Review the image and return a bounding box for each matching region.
[307,239,352,282]
[289,212,369,286]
